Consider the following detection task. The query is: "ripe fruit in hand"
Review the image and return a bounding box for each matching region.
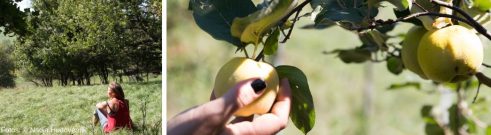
[418,25,483,82]
[401,26,428,79]
[213,57,279,116]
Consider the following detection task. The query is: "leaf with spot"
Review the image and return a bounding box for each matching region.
[276,65,315,134]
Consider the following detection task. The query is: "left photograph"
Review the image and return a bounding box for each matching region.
[0,0,162,134]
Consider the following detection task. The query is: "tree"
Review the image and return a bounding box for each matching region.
[0,40,16,88]
[14,0,162,86]
[0,0,28,36]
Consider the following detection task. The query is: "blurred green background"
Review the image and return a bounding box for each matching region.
[167,1,491,134]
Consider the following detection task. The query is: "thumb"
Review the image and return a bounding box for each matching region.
[223,78,267,109]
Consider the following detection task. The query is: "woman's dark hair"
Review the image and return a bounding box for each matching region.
[109,82,125,100]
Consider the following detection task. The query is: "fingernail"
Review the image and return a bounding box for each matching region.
[251,79,266,93]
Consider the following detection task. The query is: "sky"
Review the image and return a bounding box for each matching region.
[16,0,32,10]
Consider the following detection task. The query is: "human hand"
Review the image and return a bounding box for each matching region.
[167,78,292,135]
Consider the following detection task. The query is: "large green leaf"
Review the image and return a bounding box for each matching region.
[276,65,315,134]
[189,0,257,46]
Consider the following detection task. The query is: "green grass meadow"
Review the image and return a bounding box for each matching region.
[168,1,491,134]
[0,76,162,134]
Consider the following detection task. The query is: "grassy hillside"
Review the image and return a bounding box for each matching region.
[0,76,162,134]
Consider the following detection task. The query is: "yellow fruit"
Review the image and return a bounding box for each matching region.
[213,57,279,116]
[401,26,428,79]
[418,25,483,83]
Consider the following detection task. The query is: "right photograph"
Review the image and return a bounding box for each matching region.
[0,0,162,134]
[167,0,491,135]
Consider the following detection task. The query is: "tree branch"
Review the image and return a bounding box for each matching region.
[255,0,312,61]
[280,8,302,43]
[431,0,491,40]
[356,12,470,31]
[476,72,491,87]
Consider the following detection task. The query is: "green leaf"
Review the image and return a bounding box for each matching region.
[386,56,404,75]
[388,82,421,90]
[421,105,433,119]
[276,65,315,134]
[232,0,298,45]
[335,48,372,64]
[448,104,466,135]
[420,105,444,135]
[311,0,378,30]
[264,28,280,55]
[467,119,477,134]
[189,0,257,46]
[359,29,389,51]
[425,123,445,135]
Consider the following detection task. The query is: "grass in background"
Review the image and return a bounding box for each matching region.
[0,76,162,135]
[168,1,491,135]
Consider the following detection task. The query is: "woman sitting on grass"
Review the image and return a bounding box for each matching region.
[93,82,133,133]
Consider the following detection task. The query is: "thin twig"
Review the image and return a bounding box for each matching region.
[281,8,302,43]
[279,0,311,43]
[279,0,312,24]
[472,83,482,103]
[482,63,491,68]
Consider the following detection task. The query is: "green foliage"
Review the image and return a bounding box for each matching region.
[276,65,315,134]
[0,0,28,36]
[15,0,162,86]
[0,40,15,88]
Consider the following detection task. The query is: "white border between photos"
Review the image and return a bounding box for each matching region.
[162,0,167,134]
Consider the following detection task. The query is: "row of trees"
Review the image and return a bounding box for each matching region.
[11,0,162,86]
